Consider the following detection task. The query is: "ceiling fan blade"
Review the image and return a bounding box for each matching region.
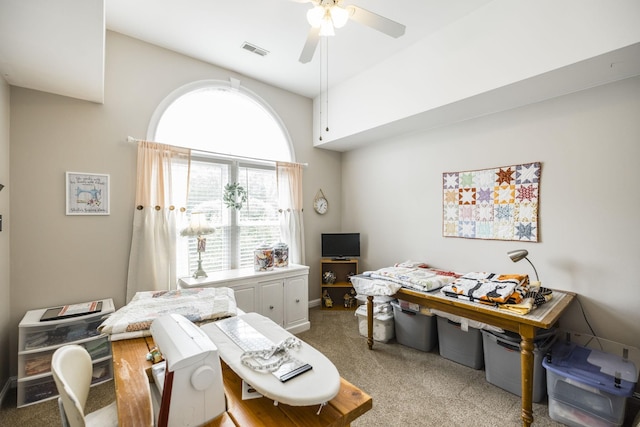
[346,5,406,38]
[299,26,320,63]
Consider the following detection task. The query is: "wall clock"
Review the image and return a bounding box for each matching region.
[313,189,328,215]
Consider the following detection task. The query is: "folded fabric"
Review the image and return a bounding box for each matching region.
[369,266,458,292]
[499,286,553,314]
[98,287,237,337]
[394,260,430,268]
[351,275,402,296]
[441,272,529,305]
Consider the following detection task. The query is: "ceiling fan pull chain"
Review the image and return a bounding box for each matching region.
[319,38,323,141]
[326,38,329,133]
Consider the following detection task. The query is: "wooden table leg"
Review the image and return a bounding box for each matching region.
[519,325,536,427]
[367,295,374,350]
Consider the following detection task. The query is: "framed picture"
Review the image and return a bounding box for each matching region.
[65,172,110,215]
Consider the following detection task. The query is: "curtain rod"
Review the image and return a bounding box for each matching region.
[127,136,308,167]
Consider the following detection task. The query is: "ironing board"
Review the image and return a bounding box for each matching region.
[201,313,341,407]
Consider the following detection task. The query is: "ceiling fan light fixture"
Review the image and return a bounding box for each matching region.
[330,6,349,28]
[306,5,325,27]
[319,15,335,36]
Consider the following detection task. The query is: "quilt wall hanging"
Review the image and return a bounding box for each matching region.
[442,162,541,241]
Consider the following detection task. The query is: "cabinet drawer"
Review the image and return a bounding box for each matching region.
[17,358,113,407]
[19,336,111,377]
[20,316,105,352]
[91,358,114,385]
[18,375,59,407]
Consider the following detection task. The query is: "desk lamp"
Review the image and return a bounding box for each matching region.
[507,249,540,286]
[181,212,215,278]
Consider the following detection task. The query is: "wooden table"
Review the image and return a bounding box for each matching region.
[112,336,372,427]
[365,287,575,427]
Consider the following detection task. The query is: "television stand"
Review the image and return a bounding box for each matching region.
[320,258,359,311]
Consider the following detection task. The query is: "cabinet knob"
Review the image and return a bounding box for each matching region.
[295,299,300,303]
[269,305,274,310]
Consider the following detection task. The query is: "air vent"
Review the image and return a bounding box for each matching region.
[241,42,269,57]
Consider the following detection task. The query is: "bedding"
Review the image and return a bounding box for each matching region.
[98,287,237,341]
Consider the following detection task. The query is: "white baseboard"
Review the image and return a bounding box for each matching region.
[0,376,17,408]
[309,298,321,308]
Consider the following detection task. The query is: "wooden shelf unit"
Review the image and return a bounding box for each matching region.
[321,258,358,310]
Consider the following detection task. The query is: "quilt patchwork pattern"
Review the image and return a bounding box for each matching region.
[442,162,541,241]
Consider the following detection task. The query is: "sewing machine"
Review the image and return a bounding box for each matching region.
[149,314,225,427]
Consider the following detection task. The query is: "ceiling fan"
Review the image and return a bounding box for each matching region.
[297,0,406,63]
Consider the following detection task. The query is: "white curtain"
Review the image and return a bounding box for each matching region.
[276,162,305,265]
[125,141,191,303]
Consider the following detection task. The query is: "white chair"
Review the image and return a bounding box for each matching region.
[51,344,118,427]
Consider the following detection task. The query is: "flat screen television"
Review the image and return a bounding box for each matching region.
[321,233,360,260]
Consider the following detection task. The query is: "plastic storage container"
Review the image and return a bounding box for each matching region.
[253,244,274,271]
[542,339,638,427]
[355,303,394,343]
[436,316,483,369]
[272,242,289,268]
[391,300,437,352]
[481,329,556,402]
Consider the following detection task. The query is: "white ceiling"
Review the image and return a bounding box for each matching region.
[0,0,493,103]
[2,0,639,152]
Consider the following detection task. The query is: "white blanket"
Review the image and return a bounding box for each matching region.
[368,266,457,292]
[351,274,402,296]
[98,288,237,341]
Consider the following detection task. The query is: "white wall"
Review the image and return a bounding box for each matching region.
[341,76,640,347]
[0,74,10,392]
[7,31,338,376]
[315,0,640,148]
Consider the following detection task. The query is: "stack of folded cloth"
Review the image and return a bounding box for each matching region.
[441,272,552,314]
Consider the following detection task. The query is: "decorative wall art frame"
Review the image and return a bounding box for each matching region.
[65,172,110,215]
[442,162,541,241]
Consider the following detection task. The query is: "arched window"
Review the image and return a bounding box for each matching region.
[150,80,293,274]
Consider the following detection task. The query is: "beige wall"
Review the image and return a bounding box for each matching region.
[341,76,640,347]
[6,31,341,377]
[0,75,10,392]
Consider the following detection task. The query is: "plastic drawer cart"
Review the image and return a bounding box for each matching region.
[17,299,114,407]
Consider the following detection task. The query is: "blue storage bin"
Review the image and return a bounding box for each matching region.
[542,339,637,427]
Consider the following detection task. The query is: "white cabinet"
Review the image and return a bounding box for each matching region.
[17,299,115,407]
[178,264,310,334]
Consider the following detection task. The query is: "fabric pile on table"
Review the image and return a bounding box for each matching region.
[98,287,237,341]
[441,272,552,314]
